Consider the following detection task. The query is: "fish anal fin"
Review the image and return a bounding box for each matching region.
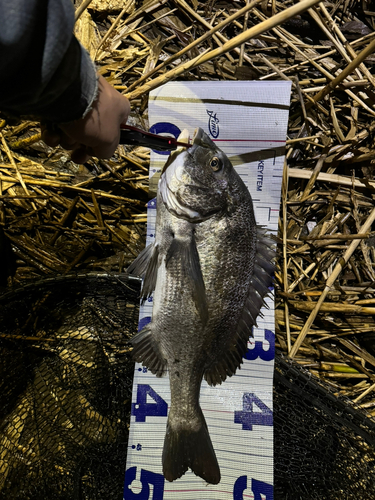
[131,326,166,377]
[166,234,208,325]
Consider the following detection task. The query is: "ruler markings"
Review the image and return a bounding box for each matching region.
[124,81,290,500]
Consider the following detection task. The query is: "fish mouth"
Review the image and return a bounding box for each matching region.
[192,127,203,145]
[161,129,191,174]
[189,127,216,152]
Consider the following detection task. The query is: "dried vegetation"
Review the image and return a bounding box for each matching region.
[1,0,375,412]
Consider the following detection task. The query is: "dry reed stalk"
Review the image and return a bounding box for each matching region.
[318,3,375,87]
[0,133,36,211]
[125,0,323,100]
[289,207,375,358]
[311,37,375,104]
[288,168,375,190]
[281,158,291,353]
[75,0,95,21]
[1,0,375,404]
[94,0,135,56]
[125,0,263,93]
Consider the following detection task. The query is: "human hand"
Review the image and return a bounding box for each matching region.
[41,75,130,164]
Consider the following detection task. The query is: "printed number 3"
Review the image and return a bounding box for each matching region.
[245,329,275,361]
[234,476,273,500]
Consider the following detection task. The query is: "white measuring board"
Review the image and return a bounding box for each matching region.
[124,81,291,500]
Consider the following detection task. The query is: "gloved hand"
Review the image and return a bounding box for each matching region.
[41,75,130,164]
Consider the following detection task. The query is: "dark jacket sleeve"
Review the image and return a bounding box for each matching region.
[0,0,97,123]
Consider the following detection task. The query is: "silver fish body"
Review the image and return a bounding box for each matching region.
[128,128,274,484]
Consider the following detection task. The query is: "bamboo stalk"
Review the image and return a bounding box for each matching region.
[289,207,375,358]
[125,0,323,100]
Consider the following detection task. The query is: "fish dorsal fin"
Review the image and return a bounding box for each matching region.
[166,233,208,326]
[131,326,167,377]
[204,227,275,386]
[127,243,159,303]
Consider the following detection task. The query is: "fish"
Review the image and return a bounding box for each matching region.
[127,127,274,484]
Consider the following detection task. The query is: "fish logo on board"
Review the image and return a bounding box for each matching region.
[206,110,220,138]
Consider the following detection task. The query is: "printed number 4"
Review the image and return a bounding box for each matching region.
[131,385,168,422]
[234,393,273,431]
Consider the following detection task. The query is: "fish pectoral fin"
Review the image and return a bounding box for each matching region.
[127,244,159,303]
[204,228,275,386]
[131,326,166,377]
[127,243,154,277]
[165,234,208,325]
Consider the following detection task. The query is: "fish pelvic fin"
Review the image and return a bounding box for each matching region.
[165,233,208,326]
[162,408,220,484]
[204,227,275,386]
[127,243,159,303]
[131,326,167,377]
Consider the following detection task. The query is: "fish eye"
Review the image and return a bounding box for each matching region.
[210,156,222,172]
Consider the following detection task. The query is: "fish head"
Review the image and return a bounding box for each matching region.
[160,127,235,222]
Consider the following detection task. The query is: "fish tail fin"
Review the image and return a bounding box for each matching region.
[162,408,220,484]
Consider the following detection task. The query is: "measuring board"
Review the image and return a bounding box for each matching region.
[124,81,291,500]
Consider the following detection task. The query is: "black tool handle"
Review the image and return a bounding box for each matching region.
[119,127,178,151]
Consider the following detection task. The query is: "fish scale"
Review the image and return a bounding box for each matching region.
[128,127,274,485]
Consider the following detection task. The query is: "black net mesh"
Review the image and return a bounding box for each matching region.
[274,354,375,500]
[1,275,375,499]
[0,274,141,500]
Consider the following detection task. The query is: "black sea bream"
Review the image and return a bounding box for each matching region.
[128,127,274,484]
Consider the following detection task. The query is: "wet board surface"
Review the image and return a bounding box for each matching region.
[124,81,291,500]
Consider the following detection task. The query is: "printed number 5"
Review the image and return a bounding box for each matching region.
[233,476,273,500]
[124,467,164,500]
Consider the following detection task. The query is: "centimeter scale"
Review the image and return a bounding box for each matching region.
[124,80,291,500]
